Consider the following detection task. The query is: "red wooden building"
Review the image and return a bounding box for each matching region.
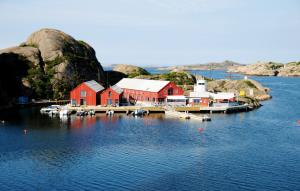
[70,80,104,106]
[100,85,124,106]
[115,78,184,104]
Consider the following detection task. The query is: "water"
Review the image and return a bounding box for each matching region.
[0,71,300,191]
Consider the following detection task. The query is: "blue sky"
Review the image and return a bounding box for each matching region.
[0,0,299,66]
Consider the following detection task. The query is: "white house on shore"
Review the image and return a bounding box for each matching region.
[188,79,236,107]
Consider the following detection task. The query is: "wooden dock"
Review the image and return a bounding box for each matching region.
[67,104,249,114]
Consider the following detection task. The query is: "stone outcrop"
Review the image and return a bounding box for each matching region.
[0,46,41,67]
[0,28,105,102]
[228,61,300,77]
[113,64,150,77]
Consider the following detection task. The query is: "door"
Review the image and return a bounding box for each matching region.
[107,99,113,105]
[80,98,86,105]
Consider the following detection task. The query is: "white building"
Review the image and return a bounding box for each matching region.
[188,79,236,107]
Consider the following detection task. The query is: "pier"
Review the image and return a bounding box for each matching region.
[67,104,250,114]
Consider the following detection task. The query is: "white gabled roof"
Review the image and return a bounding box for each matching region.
[115,78,170,92]
[211,92,235,100]
[189,91,210,98]
[167,95,187,99]
[111,85,123,94]
[84,80,104,93]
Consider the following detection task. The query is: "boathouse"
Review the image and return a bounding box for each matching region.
[100,85,124,106]
[115,78,184,105]
[70,80,104,106]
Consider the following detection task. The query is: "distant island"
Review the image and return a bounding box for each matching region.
[156,60,300,77]
[157,60,244,71]
[228,61,300,77]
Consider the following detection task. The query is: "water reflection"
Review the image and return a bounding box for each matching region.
[1,71,300,191]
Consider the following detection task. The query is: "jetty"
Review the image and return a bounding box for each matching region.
[67,104,249,114]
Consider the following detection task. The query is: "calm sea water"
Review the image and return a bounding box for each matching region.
[0,70,300,191]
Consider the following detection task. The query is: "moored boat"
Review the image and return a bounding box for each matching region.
[40,105,61,114]
[106,110,114,116]
[76,110,87,116]
[132,109,146,116]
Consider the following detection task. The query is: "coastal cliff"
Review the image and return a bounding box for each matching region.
[0,28,104,105]
[228,61,300,76]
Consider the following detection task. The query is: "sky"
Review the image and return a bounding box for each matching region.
[0,0,299,66]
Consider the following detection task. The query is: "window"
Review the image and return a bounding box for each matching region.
[194,99,200,103]
[108,91,112,97]
[168,88,173,95]
[152,98,155,102]
[80,90,86,97]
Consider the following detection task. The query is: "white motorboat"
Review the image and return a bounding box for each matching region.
[132,109,146,116]
[59,107,71,117]
[40,105,61,114]
[76,110,87,116]
[106,110,114,116]
[88,110,96,116]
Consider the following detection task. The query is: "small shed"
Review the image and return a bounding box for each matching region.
[189,92,210,107]
[70,80,104,106]
[100,85,123,106]
[211,92,235,103]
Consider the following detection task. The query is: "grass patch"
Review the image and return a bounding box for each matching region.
[243,80,256,88]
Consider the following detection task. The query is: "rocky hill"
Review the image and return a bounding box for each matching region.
[113,64,150,78]
[0,28,104,106]
[135,71,196,86]
[158,60,243,71]
[228,61,300,76]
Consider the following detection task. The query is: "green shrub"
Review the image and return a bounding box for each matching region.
[244,80,256,88]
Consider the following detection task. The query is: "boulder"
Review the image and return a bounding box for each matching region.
[25,28,104,84]
[0,28,105,101]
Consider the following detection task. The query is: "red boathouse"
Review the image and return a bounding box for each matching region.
[100,85,124,106]
[115,78,184,104]
[70,80,104,106]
